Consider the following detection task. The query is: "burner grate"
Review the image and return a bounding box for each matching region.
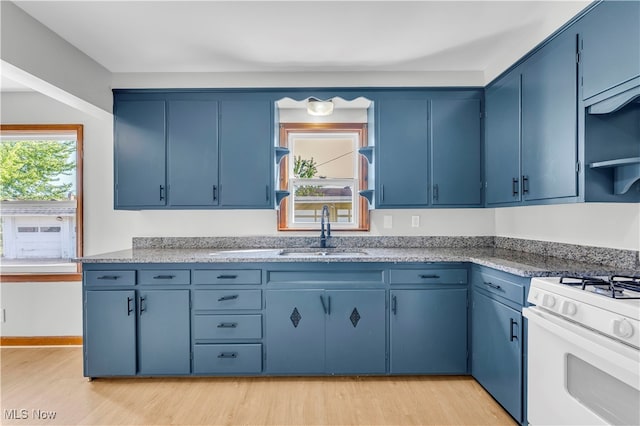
[559,275,640,300]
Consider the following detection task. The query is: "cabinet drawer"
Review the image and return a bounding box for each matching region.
[85,270,136,286]
[193,290,262,311]
[193,270,261,285]
[194,315,262,340]
[193,344,262,374]
[138,270,190,285]
[472,269,524,305]
[389,269,467,285]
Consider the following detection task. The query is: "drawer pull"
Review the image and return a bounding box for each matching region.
[153,275,175,279]
[97,275,120,280]
[484,281,503,291]
[217,294,239,302]
[217,322,238,328]
[217,275,238,279]
[127,297,134,316]
[419,274,440,279]
[218,352,238,359]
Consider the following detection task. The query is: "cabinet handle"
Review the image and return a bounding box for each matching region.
[217,322,238,328]
[391,295,397,315]
[159,185,165,201]
[127,297,134,316]
[217,275,238,280]
[266,185,270,202]
[139,296,146,314]
[320,295,328,314]
[212,185,217,201]
[433,184,439,202]
[217,294,239,302]
[217,352,238,359]
[522,176,529,194]
[327,295,331,316]
[512,178,519,196]
[484,281,503,291]
[153,275,175,280]
[97,275,119,280]
[419,274,440,279]
[510,318,519,342]
[381,184,385,202]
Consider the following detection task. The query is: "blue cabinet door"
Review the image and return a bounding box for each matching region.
[580,1,640,100]
[167,100,219,206]
[265,290,325,374]
[85,290,136,376]
[138,290,191,375]
[521,30,578,201]
[472,290,522,422]
[431,99,481,205]
[114,100,166,208]
[325,290,386,374]
[485,72,522,204]
[219,100,272,208]
[390,289,467,374]
[377,99,430,207]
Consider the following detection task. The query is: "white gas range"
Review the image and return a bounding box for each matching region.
[523,275,640,426]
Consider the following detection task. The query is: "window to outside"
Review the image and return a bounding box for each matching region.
[0,125,83,280]
[278,123,369,231]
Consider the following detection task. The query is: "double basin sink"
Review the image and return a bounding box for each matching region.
[209,248,369,257]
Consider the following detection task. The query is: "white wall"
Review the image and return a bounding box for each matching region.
[0,283,82,336]
[495,203,640,251]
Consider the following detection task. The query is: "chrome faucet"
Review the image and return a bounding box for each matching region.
[319,205,331,248]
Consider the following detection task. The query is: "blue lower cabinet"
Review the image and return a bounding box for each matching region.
[84,288,190,377]
[193,344,262,374]
[472,290,522,422]
[265,290,326,374]
[390,289,467,374]
[325,290,386,374]
[265,289,386,375]
[85,290,137,377]
[138,290,191,375]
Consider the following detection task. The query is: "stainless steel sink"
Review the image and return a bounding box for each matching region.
[278,248,369,257]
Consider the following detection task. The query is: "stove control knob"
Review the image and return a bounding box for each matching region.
[560,300,577,316]
[612,319,634,339]
[541,294,556,308]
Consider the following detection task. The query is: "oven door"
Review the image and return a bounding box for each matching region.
[523,306,639,426]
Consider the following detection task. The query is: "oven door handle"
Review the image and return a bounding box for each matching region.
[523,307,639,381]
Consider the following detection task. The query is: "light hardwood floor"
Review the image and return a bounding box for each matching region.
[1,347,515,425]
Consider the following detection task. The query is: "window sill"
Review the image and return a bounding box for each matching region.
[0,273,81,282]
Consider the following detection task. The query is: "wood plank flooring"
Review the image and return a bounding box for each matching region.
[1,348,515,425]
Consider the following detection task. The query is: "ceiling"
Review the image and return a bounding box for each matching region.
[12,0,590,81]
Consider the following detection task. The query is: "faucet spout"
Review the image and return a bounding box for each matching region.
[320,205,331,248]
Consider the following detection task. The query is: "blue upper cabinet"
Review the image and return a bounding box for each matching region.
[219,100,273,208]
[431,98,482,206]
[579,0,640,101]
[167,100,219,207]
[377,98,430,207]
[485,72,522,205]
[114,100,167,208]
[521,29,579,202]
[114,92,274,210]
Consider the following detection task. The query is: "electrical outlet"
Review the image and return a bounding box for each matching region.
[411,216,420,227]
[383,215,393,229]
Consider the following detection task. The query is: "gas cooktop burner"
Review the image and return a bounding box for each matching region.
[559,275,640,300]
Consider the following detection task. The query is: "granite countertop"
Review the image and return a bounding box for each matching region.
[77,246,639,278]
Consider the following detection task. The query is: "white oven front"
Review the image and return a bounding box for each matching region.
[523,306,640,426]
